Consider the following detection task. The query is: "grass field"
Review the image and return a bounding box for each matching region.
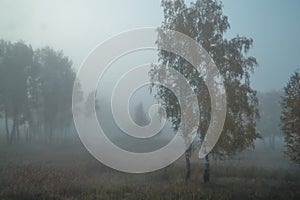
[0,141,300,200]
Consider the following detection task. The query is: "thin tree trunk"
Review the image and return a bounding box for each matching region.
[25,123,30,142]
[203,154,210,183]
[49,126,53,144]
[185,147,192,181]
[10,118,16,143]
[4,106,10,143]
[16,119,20,141]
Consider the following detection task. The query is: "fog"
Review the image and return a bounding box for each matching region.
[1,0,300,199]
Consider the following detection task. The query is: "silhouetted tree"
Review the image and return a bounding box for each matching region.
[150,0,260,182]
[0,41,5,136]
[35,47,76,143]
[133,103,149,127]
[0,41,34,143]
[84,91,100,117]
[257,91,283,149]
[281,70,300,165]
[0,40,81,143]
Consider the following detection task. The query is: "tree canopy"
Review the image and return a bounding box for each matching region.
[150,0,260,156]
[0,40,80,143]
[281,70,300,164]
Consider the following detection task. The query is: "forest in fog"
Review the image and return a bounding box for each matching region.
[0,0,300,199]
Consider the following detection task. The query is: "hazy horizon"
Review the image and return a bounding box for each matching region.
[1,0,300,92]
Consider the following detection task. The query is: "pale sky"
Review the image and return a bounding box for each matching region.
[0,0,299,91]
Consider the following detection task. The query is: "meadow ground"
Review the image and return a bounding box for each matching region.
[0,141,300,200]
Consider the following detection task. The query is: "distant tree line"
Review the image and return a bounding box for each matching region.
[256,90,283,149]
[0,40,82,143]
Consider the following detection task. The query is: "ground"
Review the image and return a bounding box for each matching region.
[0,141,300,200]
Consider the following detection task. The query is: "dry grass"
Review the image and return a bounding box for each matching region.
[0,142,300,200]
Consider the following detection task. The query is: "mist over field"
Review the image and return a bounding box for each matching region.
[1,0,300,199]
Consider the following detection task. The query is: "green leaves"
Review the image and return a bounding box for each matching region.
[151,0,260,155]
[281,70,300,164]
